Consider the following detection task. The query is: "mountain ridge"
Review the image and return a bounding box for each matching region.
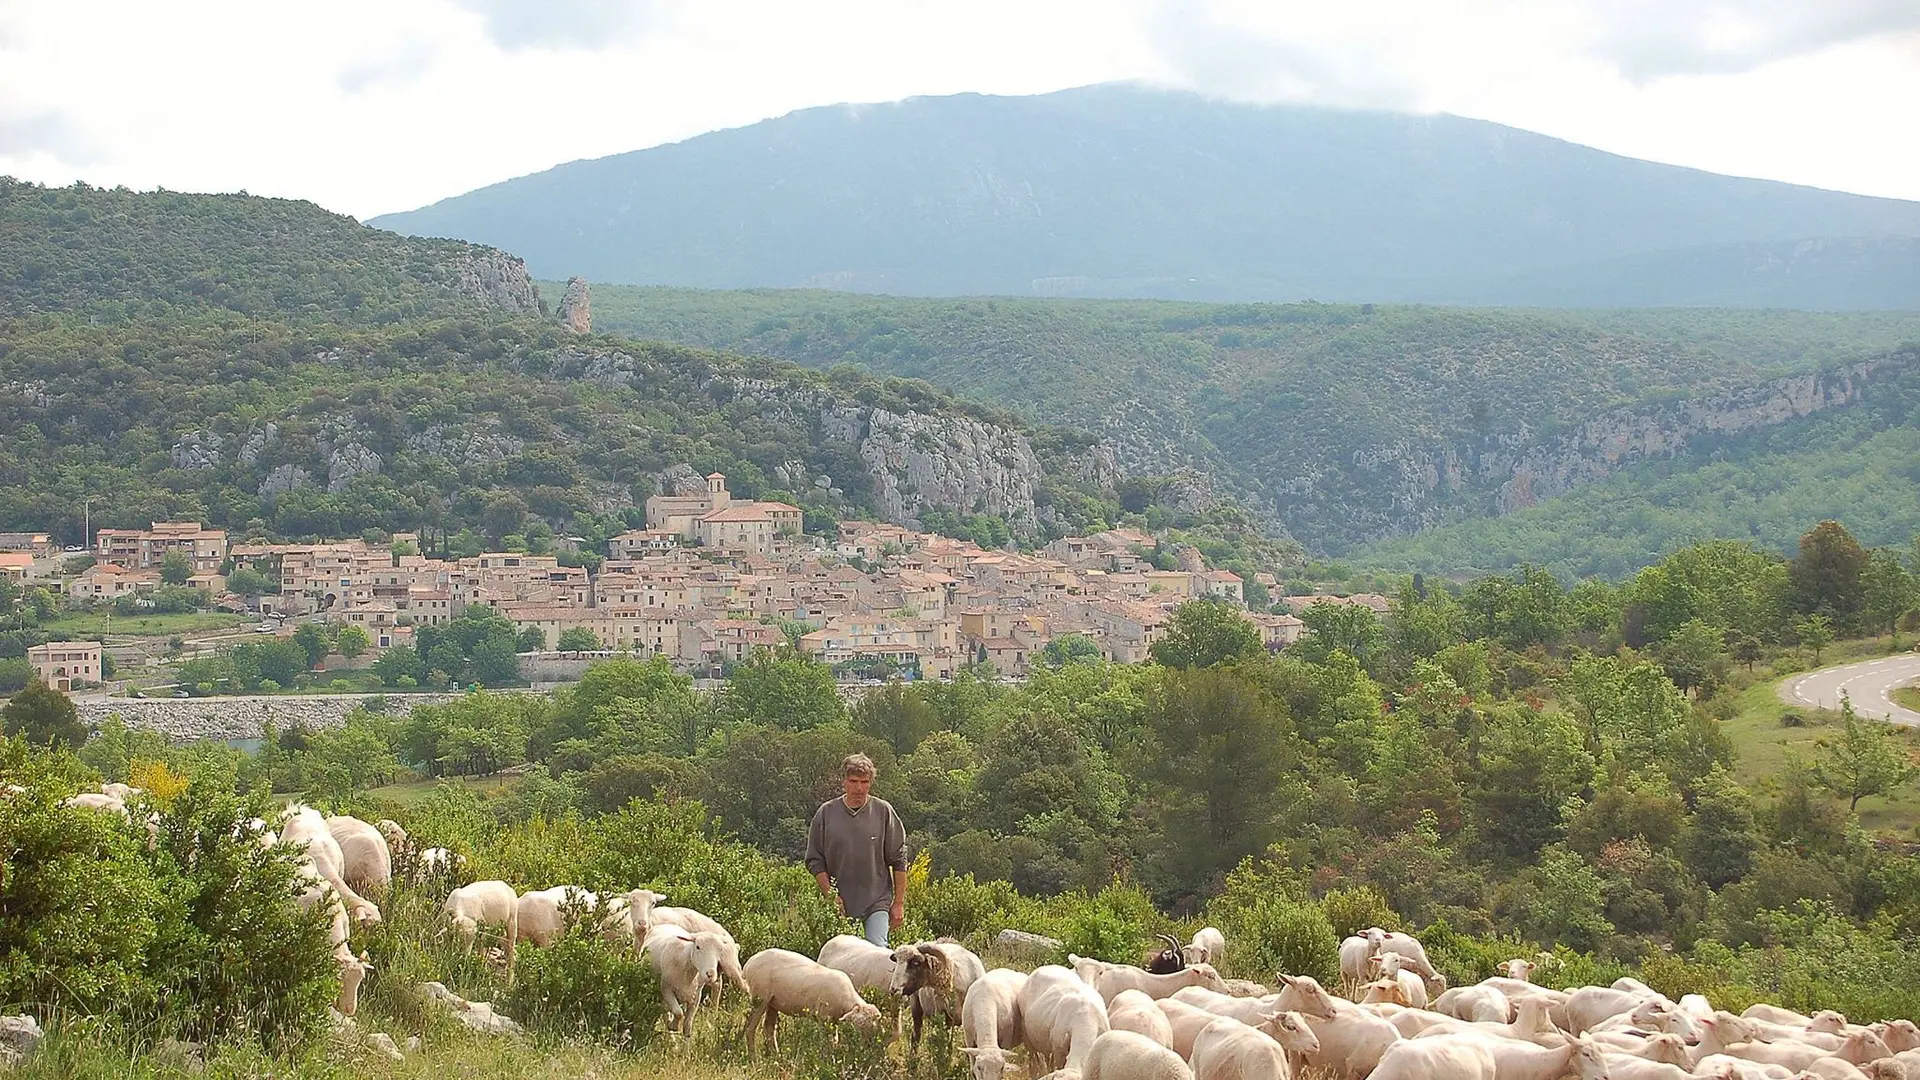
[371,83,1920,310]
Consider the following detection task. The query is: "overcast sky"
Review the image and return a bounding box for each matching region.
[1,0,1915,220]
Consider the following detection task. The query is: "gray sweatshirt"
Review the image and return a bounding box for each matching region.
[804,795,907,918]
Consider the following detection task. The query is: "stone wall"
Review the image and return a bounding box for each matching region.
[80,693,470,742]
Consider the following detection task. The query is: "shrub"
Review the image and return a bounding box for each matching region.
[503,925,663,1048]
[1320,884,1398,940]
[0,762,166,1014]
[1224,898,1338,984]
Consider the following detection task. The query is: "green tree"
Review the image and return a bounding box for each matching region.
[2,678,86,747]
[1862,548,1916,644]
[716,649,848,730]
[291,623,332,669]
[1789,520,1869,625]
[1289,601,1384,668]
[1681,768,1760,888]
[1040,632,1104,667]
[851,682,939,757]
[334,624,371,660]
[1504,845,1614,952]
[1656,618,1728,694]
[1150,598,1262,670]
[557,627,603,652]
[1796,614,1834,665]
[1138,667,1305,895]
[225,567,275,596]
[372,643,426,686]
[159,550,193,586]
[1813,695,1920,811]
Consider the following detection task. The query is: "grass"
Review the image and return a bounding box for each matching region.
[363,775,519,805]
[1722,633,1920,837]
[40,610,248,639]
[1894,687,1920,713]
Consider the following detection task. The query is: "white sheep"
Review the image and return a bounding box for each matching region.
[1184,927,1227,967]
[961,967,1028,1080]
[1108,989,1175,1049]
[818,933,900,996]
[278,805,380,925]
[1021,964,1112,1076]
[293,863,370,1017]
[1433,983,1512,1023]
[1156,997,1228,1060]
[1190,1012,1321,1080]
[739,948,884,1054]
[648,904,745,995]
[442,880,521,966]
[1340,935,1377,985]
[1409,997,1561,1046]
[1371,1032,1610,1080]
[63,791,130,815]
[1873,1023,1920,1053]
[643,923,724,1036]
[1497,958,1539,983]
[1566,985,1655,1035]
[515,885,600,948]
[596,888,665,946]
[1083,1028,1195,1080]
[325,814,392,895]
[1746,1005,1819,1027]
[1364,929,1434,975]
[99,782,140,800]
[1369,952,1429,1009]
[1171,984,1284,1026]
[1095,962,1230,1004]
[1073,953,1122,985]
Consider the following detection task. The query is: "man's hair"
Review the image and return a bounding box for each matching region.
[842,753,876,779]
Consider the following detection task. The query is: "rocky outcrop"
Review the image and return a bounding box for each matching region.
[1489,359,1891,512]
[258,463,313,496]
[169,430,224,470]
[840,405,1043,533]
[326,443,382,492]
[445,247,542,315]
[556,276,591,334]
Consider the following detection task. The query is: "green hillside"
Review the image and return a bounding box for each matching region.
[1355,348,1920,578]
[372,83,1920,310]
[0,181,1138,550]
[575,284,1920,555]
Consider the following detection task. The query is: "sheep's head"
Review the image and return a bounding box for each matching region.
[1839,1030,1892,1065]
[1874,1019,1920,1052]
[375,818,409,848]
[1498,958,1538,982]
[1569,1038,1610,1080]
[1186,963,1227,992]
[891,944,954,998]
[1259,1009,1321,1055]
[624,888,666,928]
[1808,1010,1849,1035]
[1146,934,1186,974]
[962,1047,1012,1080]
[1514,997,1553,1033]
[1646,1034,1692,1067]
[1360,979,1409,1006]
[838,1002,884,1032]
[1274,973,1339,1019]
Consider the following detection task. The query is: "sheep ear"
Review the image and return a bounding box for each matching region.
[1274,973,1295,985]
[961,1048,986,1059]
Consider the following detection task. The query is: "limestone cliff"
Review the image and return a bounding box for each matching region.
[556,276,591,333]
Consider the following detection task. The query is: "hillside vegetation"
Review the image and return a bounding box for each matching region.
[372,83,1920,310]
[9,521,1920,1074]
[0,180,1145,549]
[578,284,1920,559]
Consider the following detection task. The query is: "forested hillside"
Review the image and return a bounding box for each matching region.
[371,83,1920,310]
[0,181,1145,548]
[579,284,1920,562]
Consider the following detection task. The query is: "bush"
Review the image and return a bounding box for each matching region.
[1223,898,1339,984]
[503,924,663,1048]
[1058,888,1151,964]
[1320,884,1399,940]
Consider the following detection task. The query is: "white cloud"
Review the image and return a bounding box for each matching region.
[0,0,1912,220]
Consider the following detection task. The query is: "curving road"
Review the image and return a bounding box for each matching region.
[1778,653,1920,727]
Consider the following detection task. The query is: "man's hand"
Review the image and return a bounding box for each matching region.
[889,898,904,926]
[834,893,845,916]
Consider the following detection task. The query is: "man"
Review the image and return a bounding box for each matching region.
[805,752,907,946]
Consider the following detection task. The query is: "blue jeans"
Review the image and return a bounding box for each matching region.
[863,909,891,947]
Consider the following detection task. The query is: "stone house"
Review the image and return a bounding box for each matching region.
[27,641,102,690]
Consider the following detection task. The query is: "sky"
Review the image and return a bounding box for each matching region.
[0,0,1915,221]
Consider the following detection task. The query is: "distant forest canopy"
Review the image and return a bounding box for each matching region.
[569,283,1920,575]
[370,83,1920,310]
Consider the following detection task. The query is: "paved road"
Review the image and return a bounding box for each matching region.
[1778,653,1920,727]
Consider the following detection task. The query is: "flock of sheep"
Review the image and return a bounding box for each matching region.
[54,784,1920,1080]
